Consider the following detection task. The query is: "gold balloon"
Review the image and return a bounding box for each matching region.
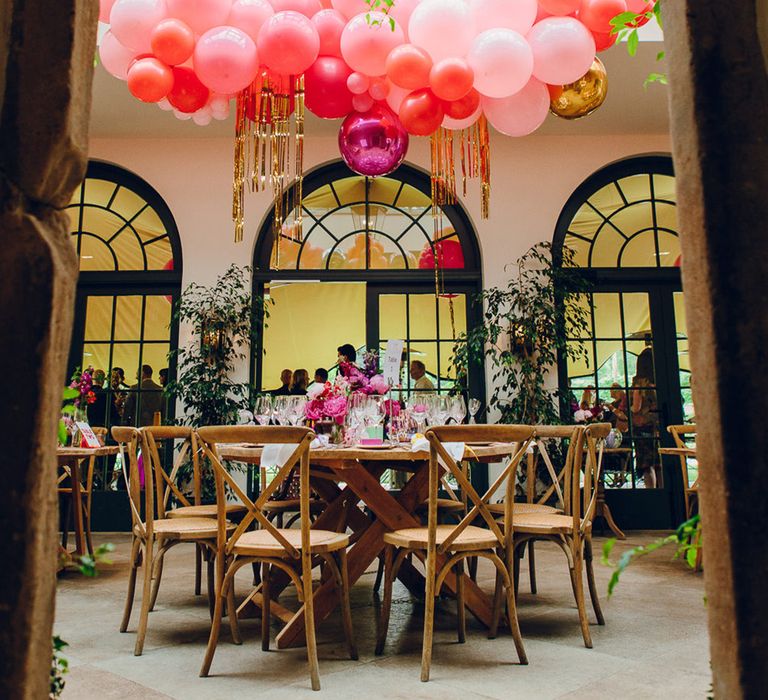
[550,58,608,120]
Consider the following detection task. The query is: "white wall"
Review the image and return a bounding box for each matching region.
[88,130,671,393]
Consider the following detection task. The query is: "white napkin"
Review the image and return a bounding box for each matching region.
[260,443,297,469]
[311,435,329,449]
[411,439,466,461]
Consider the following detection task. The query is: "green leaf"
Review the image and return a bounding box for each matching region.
[58,420,68,446]
[62,387,79,400]
[643,72,668,88]
[609,11,639,33]
[627,29,639,56]
[656,50,665,62]
[389,16,395,31]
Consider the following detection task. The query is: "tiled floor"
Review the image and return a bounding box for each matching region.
[56,532,711,699]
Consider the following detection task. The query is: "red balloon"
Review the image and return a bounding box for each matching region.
[546,83,564,101]
[398,88,444,136]
[444,88,480,119]
[304,55,354,119]
[168,67,210,113]
[151,18,195,66]
[429,58,474,102]
[127,57,174,103]
[592,30,617,51]
[579,0,627,34]
[624,0,654,26]
[418,239,465,269]
[385,44,432,90]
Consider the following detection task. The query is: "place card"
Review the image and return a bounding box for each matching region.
[360,425,384,446]
[76,422,101,449]
[382,339,405,387]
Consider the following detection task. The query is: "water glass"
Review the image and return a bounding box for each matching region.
[468,398,481,424]
[254,395,273,426]
[449,395,467,424]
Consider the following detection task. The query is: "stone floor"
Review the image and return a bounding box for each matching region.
[56,532,711,699]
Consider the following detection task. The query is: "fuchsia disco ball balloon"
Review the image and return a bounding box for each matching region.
[338,103,409,177]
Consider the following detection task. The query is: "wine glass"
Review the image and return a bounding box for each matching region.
[407,396,428,434]
[468,398,481,424]
[274,396,290,425]
[290,396,307,426]
[254,395,273,426]
[449,394,467,424]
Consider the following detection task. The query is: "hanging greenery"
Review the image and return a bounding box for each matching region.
[450,242,590,425]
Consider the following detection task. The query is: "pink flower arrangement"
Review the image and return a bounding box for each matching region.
[339,350,389,395]
[304,382,349,425]
[380,399,401,418]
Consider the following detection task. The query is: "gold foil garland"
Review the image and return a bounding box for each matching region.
[232,72,306,262]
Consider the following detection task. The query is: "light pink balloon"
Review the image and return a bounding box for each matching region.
[443,103,481,130]
[100,0,117,22]
[408,0,475,63]
[388,0,420,38]
[340,12,405,77]
[99,29,138,80]
[527,16,595,84]
[166,0,231,35]
[468,0,537,34]
[346,71,369,94]
[173,108,193,120]
[193,105,213,125]
[330,0,366,20]
[258,10,320,75]
[228,0,275,43]
[157,97,173,110]
[468,29,533,98]
[352,93,374,111]
[109,0,167,52]
[270,0,323,16]
[385,81,409,112]
[194,26,260,94]
[312,8,346,57]
[368,77,389,100]
[209,93,232,118]
[482,77,549,136]
[538,0,581,14]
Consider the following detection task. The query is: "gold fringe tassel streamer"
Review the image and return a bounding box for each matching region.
[232,73,306,259]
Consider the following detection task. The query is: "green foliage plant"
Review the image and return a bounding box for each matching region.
[610,1,667,88]
[364,0,396,30]
[450,242,590,425]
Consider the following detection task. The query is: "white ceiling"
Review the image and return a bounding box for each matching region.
[88,41,669,139]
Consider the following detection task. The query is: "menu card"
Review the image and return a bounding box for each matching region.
[76,422,101,449]
[382,339,405,387]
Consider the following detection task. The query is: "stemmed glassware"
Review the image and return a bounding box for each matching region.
[468,398,481,424]
[254,395,273,426]
[424,394,450,426]
[449,394,467,424]
[288,396,307,426]
[406,395,428,434]
[273,396,291,425]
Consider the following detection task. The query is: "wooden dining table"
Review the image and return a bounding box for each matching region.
[57,445,118,558]
[219,441,516,650]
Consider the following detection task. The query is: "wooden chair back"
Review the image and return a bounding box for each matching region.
[142,426,200,518]
[196,426,315,559]
[111,425,156,540]
[667,424,698,516]
[425,425,535,556]
[527,424,584,510]
[579,423,611,534]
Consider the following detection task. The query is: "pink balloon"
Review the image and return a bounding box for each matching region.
[100,0,117,22]
[538,0,581,14]
[352,93,374,112]
[99,30,137,80]
[468,29,532,98]
[408,0,476,63]
[258,11,320,75]
[347,71,370,94]
[429,58,473,101]
[304,55,354,118]
[481,77,549,136]
[368,77,389,101]
[109,0,168,53]
[209,93,232,118]
[388,0,420,38]
[468,0,537,34]
[127,56,174,102]
[194,26,260,94]
[193,105,213,125]
[443,103,481,130]
[166,0,230,35]
[228,0,275,43]
[271,0,323,15]
[330,0,367,20]
[385,81,409,112]
[527,17,595,85]
[579,0,627,34]
[340,12,405,77]
[157,97,173,110]
[312,8,346,57]
[338,103,408,176]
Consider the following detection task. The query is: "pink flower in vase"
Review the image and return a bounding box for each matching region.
[369,374,389,395]
[381,399,400,417]
[324,395,348,425]
[304,399,324,422]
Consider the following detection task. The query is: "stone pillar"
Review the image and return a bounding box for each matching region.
[665,2,768,697]
[0,1,97,698]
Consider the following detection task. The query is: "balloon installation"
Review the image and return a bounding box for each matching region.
[99,0,642,249]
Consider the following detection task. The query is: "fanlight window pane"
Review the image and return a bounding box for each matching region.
[621,231,659,267]
[270,175,465,271]
[78,236,116,271]
[83,179,118,208]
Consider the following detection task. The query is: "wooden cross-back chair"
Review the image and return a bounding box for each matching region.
[196,425,357,692]
[142,426,247,603]
[57,426,108,555]
[112,426,232,657]
[510,423,610,649]
[667,424,698,519]
[376,424,535,682]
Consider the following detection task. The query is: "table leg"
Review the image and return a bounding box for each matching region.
[70,458,86,557]
[596,483,626,539]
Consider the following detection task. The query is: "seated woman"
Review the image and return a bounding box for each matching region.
[337,343,357,367]
[290,368,309,395]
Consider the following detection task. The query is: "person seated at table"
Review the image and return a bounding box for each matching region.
[290,368,309,395]
[631,349,660,489]
[609,383,629,434]
[122,364,163,427]
[89,369,108,428]
[410,360,435,393]
[314,367,328,385]
[271,368,292,396]
[580,385,596,410]
[337,343,358,366]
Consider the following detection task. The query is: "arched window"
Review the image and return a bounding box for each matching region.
[554,154,690,529]
[66,160,182,435]
[252,160,484,407]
